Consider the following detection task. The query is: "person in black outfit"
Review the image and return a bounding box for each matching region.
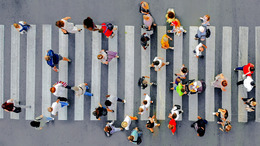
[191,116,208,137]
[92,103,109,120]
[146,115,160,133]
[138,76,156,89]
[141,33,150,50]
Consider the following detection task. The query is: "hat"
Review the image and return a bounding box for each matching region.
[121,121,128,128]
[199,26,205,32]
[142,2,149,10]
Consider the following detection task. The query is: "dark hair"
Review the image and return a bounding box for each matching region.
[105,100,112,106]
[168,12,175,19]
[222,80,228,87]
[197,128,205,137]
[224,110,228,119]
[30,121,40,128]
[98,28,103,33]
[55,20,64,28]
[251,81,256,86]
[83,17,94,28]
[104,126,112,132]
[153,61,160,65]
[141,37,145,42]
[143,100,148,105]
[92,111,98,116]
[172,113,177,119]
[181,88,185,93]
[181,67,188,73]
[146,122,152,128]
[250,67,255,71]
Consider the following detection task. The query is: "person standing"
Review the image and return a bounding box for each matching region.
[104,121,123,137]
[237,76,255,92]
[13,21,31,34]
[48,99,69,116]
[97,49,119,65]
[121,115,138,130]
[50,81,73,98]
[193,43,207,58]
[99,23,117,38]
[191,116,208,137]
[194,26,206,41]
[138,94,153,115]
[234,63,255,77]
[150,57,169,71]
[30,115,54,130]
[44,49,71,72]
[241,97,257,112]
[138,76,156,89]
[161,34,174,50]
[104,95,125,112]
[168,118,177,135]
[83,17,99,31]
[128,127,143,145]
[146,115,160,133]
[140,33,150,50]
[72,83,93,97]
[168,105,183,121]
[211,73,228,91]
[92,103,110,120]
[200,15,211,27]
[56,17,82,34]
[2,99,31,113]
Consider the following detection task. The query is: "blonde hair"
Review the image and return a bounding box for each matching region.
[13,23,20,28]
[121,121,128,128]
[225,125,232,132]
[252,101,257,106]
[168,124,174,129]
[97,54,103,60]
[141,2,149,10]
[44,55,50,61]
[139,107,144,112]
[163,36,168,42]
[47,107,53,112]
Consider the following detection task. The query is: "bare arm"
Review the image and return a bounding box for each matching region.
[62,17,71,20]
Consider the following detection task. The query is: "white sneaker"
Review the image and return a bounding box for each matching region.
[212,112,216,115]
[123,100,126,103]
[166,62,170,65]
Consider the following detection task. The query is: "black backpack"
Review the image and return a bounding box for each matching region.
[133,137,142,145]
[206,29,211,38]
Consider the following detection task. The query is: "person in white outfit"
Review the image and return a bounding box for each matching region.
[150,57,169,71]
[48,99,69,116]
[50,81,73,98]
[193,43,207,58]
[237,76,255,92]
[168,105,183,120]
[138,94,153,115]
[121,115,138,130]
[56,17,82,34]
[104,121,123,137]
[72,83,93,97]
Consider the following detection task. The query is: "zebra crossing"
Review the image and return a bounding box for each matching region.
[0,24,259,123]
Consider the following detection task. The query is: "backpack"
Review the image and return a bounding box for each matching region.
[206,29,211,38]
[133,137,142,145]
[102,23,114,34]
[13,107,21,113]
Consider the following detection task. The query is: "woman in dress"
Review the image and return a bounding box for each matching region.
[97,49,119,65]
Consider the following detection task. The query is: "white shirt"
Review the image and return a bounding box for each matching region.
[53,83,67,97]
[244,76,254,92]
[51,102,61,115]
[171,108,180,121]
[139,105,146,115]
[153,57,162,71]
[195,43,203,56]
[18,21,26,34]
[123,116,131,130]
[61,19,75,32]
[74,83,86,96]
[144,94,151,108]
[100,51,108,63]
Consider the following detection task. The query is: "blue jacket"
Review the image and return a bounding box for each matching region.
[46,50,59,67]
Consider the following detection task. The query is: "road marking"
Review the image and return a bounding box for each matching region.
[0,25,4,118]
[26,25,36,120]
[124,26,135,117]
[255,26,260,122]
[205,26,215,121]
[74,25,84,121]
[188,26,198,121]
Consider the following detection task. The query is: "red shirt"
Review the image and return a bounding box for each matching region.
[169,119,177,134]
[243,63,254,76]
[101,23,113,37]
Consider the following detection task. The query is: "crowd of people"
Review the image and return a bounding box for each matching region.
[1,1,258,145]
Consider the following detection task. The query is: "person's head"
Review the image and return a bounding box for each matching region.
[199,26,205,32]
[98,28,104,33]
[56,20,64,28]
[168,11,175,19]
[97,54,104,60]
[181,88,185,93]
[139,107,144,113]
[143,100,148,105]
[121,121,128,128]
[204,15,210,21]
[143,15,150,21]
[13,23,19,28]
[250,67,255,71]
[141,2,149,10]
[143,80,148,85]
[171,113,177,119]
[30,121,40,128]
[44,55,51,61]
[168,124,174,129]
[197,127,205,137]
[199,47,204,52]
[224,109,228,119]
[83,17,93,29]
[104,126,112,132]
[225,124,232,132]
[47,107,53,112]
[176,78,181,83]
[153,60,160,66]
[105,100,112,106]
[181,67,188,73]
[50,87,56,93]
[251,81,256,86]
[1,103,7,109]
[222,80,228,87]
[92,111,98,117]
[128,135,134,141]
[141,36,148,42]
[251,101,257,107]
[163,36,168,42]
[146,122,152,128]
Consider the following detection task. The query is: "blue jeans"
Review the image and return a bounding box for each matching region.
[235,66,244,70]
[60,102,69,108]
[46,117,54,121]
[84,86,93,96]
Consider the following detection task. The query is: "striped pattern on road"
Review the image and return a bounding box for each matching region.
[0,25,4,118]
[256,27,260,122]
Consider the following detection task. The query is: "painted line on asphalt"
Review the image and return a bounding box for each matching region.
[0,25,4,119]
[255,26,260,122]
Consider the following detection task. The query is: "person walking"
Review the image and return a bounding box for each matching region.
[104,121,123,137]
[175,83,188,96]
[213,108,229,122]
[146,115,160,133]
[161,34,174,50]
[141,33,150,50]
[168,19,187,36]
[30,115,54,130]
[194,26,206,41]
[150,57,169,71]
[99,23,117,38]
[121,115,138,130]
[138,76,157,89]
[241,97,257,112]
[175,64,188,79]
[234,63,255,77]
[92,103,110,120]
[168,118,177,135]
[138,93,153,115]
[170,77,181,90]
[142,14,156,31]
[218,120,232,132]
[139,1,150,15]
[211,73,228,91]
[168,105,183,121]
[72,83,93,97]
[193,43,207,58]
[200,15,211,27]
[83,17,99,31]
[191,116,208,137]
[50,81,73,97]
[13,21,31,34]
[2,99,31,113]
[237,76,255,92]
[44,49,71,72]
[165,8,175,24]
[128,127,143,145]
[56,17,82,34]
[104,95,125,112]
[48,99,69,116]
[97,49,119,65]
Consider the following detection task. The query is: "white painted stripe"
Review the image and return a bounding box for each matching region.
[0,25,4,118]
[205,26,215,121]
[156,26,166,120]
[26,25,36,120]
[173,30,183,121]
[140,28,151,120]
[222,27,232,121]
[74,25,84,121]
[188,26,198,121]
[255,26,260,122]
[90,27,101,120]
[42,25,52,117]
[58,29,68,120]
[238,27,248,122]
[108,26,118,121]
[10,26,20,119]
[124,26,135,117]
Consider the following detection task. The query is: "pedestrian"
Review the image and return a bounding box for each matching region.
[142,14,156,31]
[13,21,31,34]
[104,121,123,137]
[97,49,119,65]
[104,95,125,112]
[175,64,188,79]
[128,127,143,145]
[194,26,206,41]
[139,1,150,15]
[72,83,93,97]
[165,8,175,24]
[234,63,255,77]
[50,81,73,97]
[161,34,174,50]
[150,57,170,71]
[44,49,71,72]
[200,15,210,27]
[146,115,160,133]
[83,17,99,31]
[237,76,255,92]
[56,17,82,34]
[121,115,138,130]
[170,77,181,90]
[48,99,69,116]
[241,97,257,112]
[175,83,188,96]
[138,93,153,115]
[168,118,177,135]
[168,19,187,36]
[168,105,183,121]
[92,103,110,120]
[191,116,208,137]
[30,115,54,130]
[193,43,207,58]
[140,33,150,50]
[99,23,117,38]
[138,76,157,89]
[213,108,229,122]
[211,73,228,91]
[218,120,232,132]
[2,99,31,113]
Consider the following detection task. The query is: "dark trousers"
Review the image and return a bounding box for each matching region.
[58,97,68,102]
[237,80,244,85]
